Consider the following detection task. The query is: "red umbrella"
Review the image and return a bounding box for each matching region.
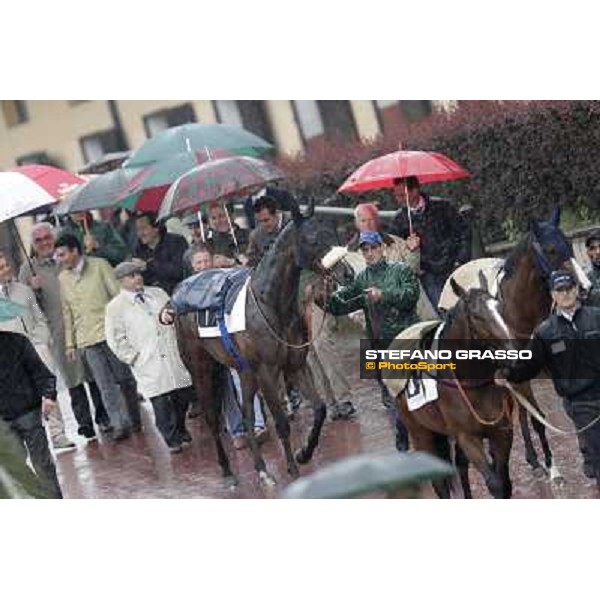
[338,150,470,193]
[11,165,85,199]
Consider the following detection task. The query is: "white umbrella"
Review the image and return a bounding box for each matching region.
[0,171,59,223]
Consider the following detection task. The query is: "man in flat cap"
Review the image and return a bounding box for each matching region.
[105,261,193,453]
[496,270,600,488]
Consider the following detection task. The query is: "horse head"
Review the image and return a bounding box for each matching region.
[529,207,591,291]
[450,275,517,351]
[290,196,340,274]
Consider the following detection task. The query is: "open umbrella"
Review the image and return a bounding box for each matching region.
[338,150,470,234]
[281,451,454,499]
[338,150,470,193]
[79,150,132,175]
[11,165,85,200]
[123,123,273,168]
[54,167,145,215]
[158,156,285,220]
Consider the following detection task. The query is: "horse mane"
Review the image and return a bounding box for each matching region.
[253,221,298,301]
[502,232,532,278]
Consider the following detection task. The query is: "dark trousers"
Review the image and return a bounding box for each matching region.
[69,381,110,434]
[420,271,447,311]
[9,409,63,499]
[564,394,600,480]
[150,389,191,448]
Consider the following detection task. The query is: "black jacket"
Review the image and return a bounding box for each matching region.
[391,195,470,276]
[504,305,600,399]
[0,332,57,421]
[134,232,189,295]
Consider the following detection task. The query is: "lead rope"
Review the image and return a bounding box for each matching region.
[451,370,510,427]
[501,381,600,435]
[248,277,331,350]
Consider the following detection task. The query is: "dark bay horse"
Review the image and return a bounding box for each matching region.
[442,208,591,480]
[395,275,517,498]
[495,208,590,478]
[166,197,339,487]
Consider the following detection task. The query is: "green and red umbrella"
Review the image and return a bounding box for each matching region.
[158,155,285,220]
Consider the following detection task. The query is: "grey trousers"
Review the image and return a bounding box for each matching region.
[83,341,134,432]
[9,409,63,499]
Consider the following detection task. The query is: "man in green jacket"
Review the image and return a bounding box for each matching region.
[327,231,420,451]
[328,231,420,340]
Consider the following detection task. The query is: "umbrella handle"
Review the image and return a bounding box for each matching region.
[222,203,240,256]
[403,184,413,236]
[197,209,206,243]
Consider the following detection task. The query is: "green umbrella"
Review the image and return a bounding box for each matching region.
[123,123,273,168]
[281,451,455,499]
[0,297,25,322]
[55,167,145,215]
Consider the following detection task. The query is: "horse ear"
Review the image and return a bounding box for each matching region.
[478,270,489,293]
[450,277,467,299]
[550,206,561,227]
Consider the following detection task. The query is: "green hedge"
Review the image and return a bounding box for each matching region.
[277,101,600,243]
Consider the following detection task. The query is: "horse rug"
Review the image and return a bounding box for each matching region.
[437,258,504,312]
[382,320,442,398]
[170,268,251,339]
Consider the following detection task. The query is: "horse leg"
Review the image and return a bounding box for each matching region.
[517,400,543,475]
[238,372,278,487]
[488,427,514,499]
[456,433,504,499]
[255,367,299,478]
[527,397,564,483]
[454,444,472,499]
[432,433,454,498]
[288,366,327,466]
[401,400,451,499]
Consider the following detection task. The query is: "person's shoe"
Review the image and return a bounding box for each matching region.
[254,427,270,445]
[233,435,247,450]
[330,401,356,421]
[111,428,131,442]
[168,444,183,454]
[80,427,97,441]
[583,462,595,479]
[187,402,202,419]
[52,436,77,451]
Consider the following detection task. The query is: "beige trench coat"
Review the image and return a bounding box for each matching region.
[105,286,192,399]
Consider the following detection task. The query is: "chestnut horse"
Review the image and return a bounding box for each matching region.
[394,274,517,498]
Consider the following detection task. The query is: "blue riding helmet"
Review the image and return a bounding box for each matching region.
[359,231,383,247]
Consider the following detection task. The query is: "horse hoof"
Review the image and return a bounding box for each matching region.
[531,465,547,479]
[223,475,238,490]
[259,471,277,488]
[295,448,310,465]
[549,466,566,486]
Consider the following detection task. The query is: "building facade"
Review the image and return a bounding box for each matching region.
[0,100,450,171]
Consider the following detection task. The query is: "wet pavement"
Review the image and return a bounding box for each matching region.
[55,334,600,499]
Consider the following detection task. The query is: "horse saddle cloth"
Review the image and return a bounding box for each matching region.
[405,375,439,411]
[438,258,504,312]
[382,320,442,399]
[171,268,251,326]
